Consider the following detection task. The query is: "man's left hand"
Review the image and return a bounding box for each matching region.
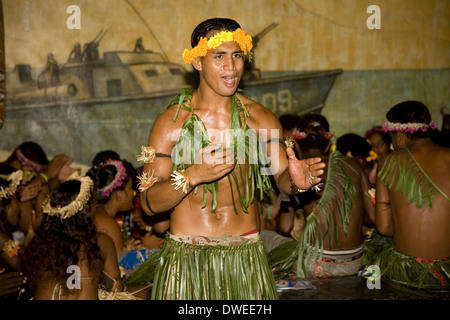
[287,147,325,191]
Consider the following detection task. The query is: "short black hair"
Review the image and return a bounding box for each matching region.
[386,100,432,139]
[191,18,241,48]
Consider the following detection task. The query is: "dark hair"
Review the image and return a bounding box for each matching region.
[279,114,301,132]
[6,141,49,166]
[22,179,104,296]
[336,133,372,160]
[189,18,241,77]
[0,164,16,175]
[292,113,331,158]
[92,150,120,167]
[386,100,433,139]
[190,18,241,48]
[87,159,137,204]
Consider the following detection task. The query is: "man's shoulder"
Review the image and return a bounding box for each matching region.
[152,103,191,130]
[239,94,280,128]
[240,94,272,114]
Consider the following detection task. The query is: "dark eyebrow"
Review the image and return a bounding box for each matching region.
[212,50,243,55]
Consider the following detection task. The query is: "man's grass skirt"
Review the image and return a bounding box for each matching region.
[149,233,278,300]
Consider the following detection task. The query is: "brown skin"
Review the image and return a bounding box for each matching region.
[0,268,27,297]
[16,156,79,235]
[141,30,325,237]
[33,232,123,300]
[297,147,375,250]
[375,132,450,260]
[132,208,168,249]
[92,179,136,254]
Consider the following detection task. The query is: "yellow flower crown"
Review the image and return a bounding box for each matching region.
[182,28,253,64]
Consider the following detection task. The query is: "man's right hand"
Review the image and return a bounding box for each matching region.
[187,144,236,187]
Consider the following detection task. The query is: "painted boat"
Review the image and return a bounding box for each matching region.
[2,31,342,166]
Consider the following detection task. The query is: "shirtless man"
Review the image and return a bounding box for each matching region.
[267,113,375,278]
[370,100,450,289]
[138,18,325,300]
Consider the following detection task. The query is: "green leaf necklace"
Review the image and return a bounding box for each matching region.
[161,88,273,213]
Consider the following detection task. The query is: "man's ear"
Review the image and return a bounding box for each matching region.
[395,132,408,148]
[192,57,202,71]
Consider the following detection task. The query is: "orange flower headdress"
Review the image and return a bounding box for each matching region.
[182,28,253,64]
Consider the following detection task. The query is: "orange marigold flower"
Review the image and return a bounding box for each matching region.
[3,240,20,257]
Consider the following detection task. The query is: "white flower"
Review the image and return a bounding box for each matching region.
[137,145,156,164]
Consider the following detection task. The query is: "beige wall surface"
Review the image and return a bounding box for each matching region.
[3,0,449,71]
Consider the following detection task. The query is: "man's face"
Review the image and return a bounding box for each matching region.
[197,30,245,97]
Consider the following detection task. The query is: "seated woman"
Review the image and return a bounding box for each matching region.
[87,159,137,256]
[87,159,160,280]
[21,172,127,300]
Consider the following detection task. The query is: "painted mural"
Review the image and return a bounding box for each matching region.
[0,1,343,166]
[1,0,449,167]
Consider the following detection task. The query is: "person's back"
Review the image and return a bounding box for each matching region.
[268,113,375,278]
[377,140,450,259]
[33,232,121,300]
[33,244,101,300]
[303,155,373,251]
[23,173,123,300]
[369,100,450,290]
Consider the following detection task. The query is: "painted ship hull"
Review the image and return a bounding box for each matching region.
[2,50,342,166]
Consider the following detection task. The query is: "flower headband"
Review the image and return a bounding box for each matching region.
[182,28,253,64]
[382,120,437,134]
[291,129,334,140]
[42,172,93,219]
[364,127,385,139]
[15,149,46,172]
[99,160,127,197]
[0,170,23,200]
[346,150,378,163]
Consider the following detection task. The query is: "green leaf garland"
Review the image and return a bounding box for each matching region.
[161,89,273,213]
